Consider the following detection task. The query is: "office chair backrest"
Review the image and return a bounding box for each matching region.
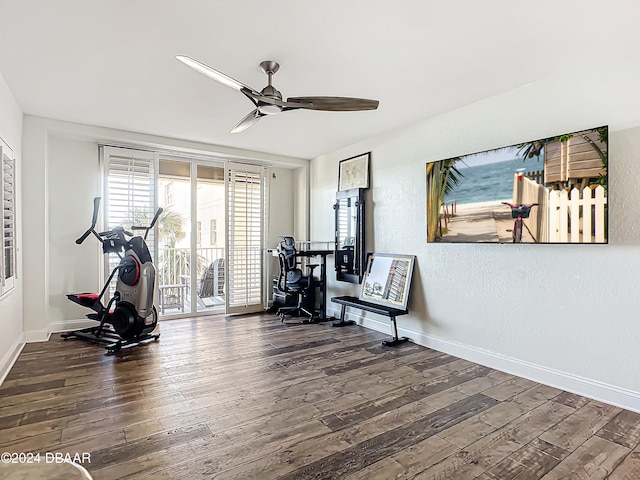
[278,236,297,269]
[277,236,303,291]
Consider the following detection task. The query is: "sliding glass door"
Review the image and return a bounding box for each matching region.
[195,164,226,312]
[157,159,196,315]
[103,147,267,318]
[156,159,227,316]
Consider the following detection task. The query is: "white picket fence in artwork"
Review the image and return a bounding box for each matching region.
[513,175,607,243]
[548,186,607,243]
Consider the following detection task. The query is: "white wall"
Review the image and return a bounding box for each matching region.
[0,72,23,383]
[266,167,296,288]
[20,116,308,339]
[268,167,297,248]
[48,135,102,329]
[311,62,640,411]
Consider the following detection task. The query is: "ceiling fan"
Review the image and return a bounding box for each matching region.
[175,55,379,133]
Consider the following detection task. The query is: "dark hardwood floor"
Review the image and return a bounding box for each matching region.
[1,314,640,479]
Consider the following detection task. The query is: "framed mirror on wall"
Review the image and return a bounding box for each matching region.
[334,188,366,283]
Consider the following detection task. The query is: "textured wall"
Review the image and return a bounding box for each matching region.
[311,66,640,406]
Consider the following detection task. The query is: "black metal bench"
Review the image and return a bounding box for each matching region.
[330,295,410,346]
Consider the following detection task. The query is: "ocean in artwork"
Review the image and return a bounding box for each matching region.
[444,157,542,205]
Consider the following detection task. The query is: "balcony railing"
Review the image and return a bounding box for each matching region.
[156,246,226,315]
[157,246,225,286]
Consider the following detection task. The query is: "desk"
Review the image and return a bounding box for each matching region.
[295,249,333,322]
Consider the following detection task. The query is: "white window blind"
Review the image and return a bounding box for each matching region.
[226,163,265,313]
[1,138,16,294]
[337,200,350,244]
[102,146,157,285]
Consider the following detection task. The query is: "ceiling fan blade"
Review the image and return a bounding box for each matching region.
[231,109,263,134]
[287,96,379,111]
[176,55,261,96]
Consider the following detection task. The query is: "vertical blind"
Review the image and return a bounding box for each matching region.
[226,163,265,311]
[103,146,156,286]
[1,138,15,293]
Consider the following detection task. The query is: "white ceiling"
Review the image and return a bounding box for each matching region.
[1,0,639,159]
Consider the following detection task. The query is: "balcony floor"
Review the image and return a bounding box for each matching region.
[159,294,225,316]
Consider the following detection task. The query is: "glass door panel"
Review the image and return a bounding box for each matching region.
[195,164,226,313]
[157,159,192,315]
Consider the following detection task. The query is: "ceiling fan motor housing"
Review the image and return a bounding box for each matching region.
[258,85,283,114]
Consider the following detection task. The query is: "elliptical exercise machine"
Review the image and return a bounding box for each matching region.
[62,197,163,353]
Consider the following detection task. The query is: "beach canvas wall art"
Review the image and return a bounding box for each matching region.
[425,126,608,244]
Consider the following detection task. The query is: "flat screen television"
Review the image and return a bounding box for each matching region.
[425,126,608,244]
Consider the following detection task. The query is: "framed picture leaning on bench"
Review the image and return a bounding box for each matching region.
[331,253,415,346]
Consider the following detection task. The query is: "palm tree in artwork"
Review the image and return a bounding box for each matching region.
[426,158,463,242]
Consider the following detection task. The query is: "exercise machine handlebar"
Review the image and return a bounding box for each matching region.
[75,197,102,245]
[75,197,163,245]
[131,206,164,241]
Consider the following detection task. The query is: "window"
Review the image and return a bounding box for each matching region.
[196,221,202,247]
[210,219,217,245]
[165,182,174,205]
[1,138,16,295]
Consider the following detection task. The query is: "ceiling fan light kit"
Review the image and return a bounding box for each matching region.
[175,55,379,133]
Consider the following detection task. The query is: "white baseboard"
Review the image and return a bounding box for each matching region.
[343,310,640,414]
[0,334,25,386]
[23,319,94,344]
[23,329,50,343]
[48,319,95,334]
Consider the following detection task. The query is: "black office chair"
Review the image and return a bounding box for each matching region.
[276,236,316,323]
